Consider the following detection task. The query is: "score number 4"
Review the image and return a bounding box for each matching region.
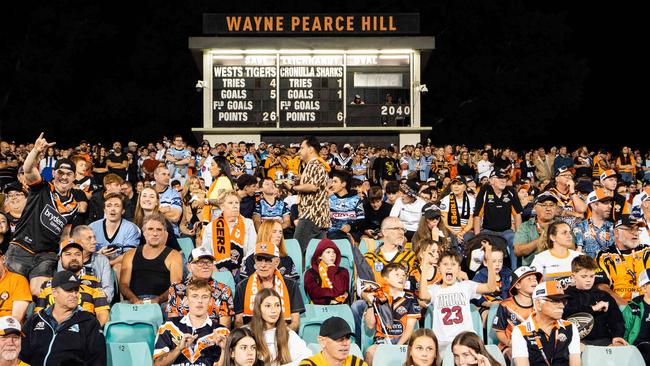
[381,105,411,116]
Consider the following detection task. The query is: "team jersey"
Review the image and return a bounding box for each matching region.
[166,278,234,320]
[364,249,416,283]
[511,315,580,366]
[373,291,420,342]
[426,281,481,343]
[35,274,109,315]
[0,270,32,317]
[11,180,80,254]
[299,353,368,366]
[474,185,523,232]
[89,218,141,256]
[597,244,650,301]
[492,297,534,348]
[253,197,290,223]
[166,147,192,178]
[405,267,442,298]
[329,192,365,232]
[154,315,228,366]
[530,250,580,288]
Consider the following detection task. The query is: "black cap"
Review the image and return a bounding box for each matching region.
[555,166,573,177]
[489,169,508,179]
[51,270,81,291]
[575,180,594,194]
[319,317,353,340]
[423,204,442,219]
[58,240,84,255]
[614,214,647,229]
[3,181,25,194]
[54,158,76,172]
[534,192,559,205]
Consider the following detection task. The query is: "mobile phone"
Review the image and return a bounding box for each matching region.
[106,244,119,251]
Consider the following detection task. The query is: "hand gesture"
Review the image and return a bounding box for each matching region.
[211,330,228,348]
[481,240,493,261]
[420,258,435,279]
[592,301,609,312]
[469,349,491,366]
[33,132,56,153]
[179,333,197,349]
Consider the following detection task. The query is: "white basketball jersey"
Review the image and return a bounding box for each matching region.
[426,281,480,343]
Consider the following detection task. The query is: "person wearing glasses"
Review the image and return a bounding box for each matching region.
[596,215,650,306]
[233,241,304,332]
[510,280,581,366]
[166,247,234,328]
[513,193,559,267]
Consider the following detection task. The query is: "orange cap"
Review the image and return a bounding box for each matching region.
[255,241,279,257]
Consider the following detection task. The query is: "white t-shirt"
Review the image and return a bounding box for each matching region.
[199,156,214,189]
[426,281,480,343]
[439,194,476,229]
[263,328,312,366]
[530,249,580,288]
[390,197,427,232]
[477,160,493,179]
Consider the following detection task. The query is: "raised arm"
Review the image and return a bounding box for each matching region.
[24,132,55,184]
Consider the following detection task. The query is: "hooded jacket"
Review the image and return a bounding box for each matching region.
[19,307,106,366]
[304,238,350,305]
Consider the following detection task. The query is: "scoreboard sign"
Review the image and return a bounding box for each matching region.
[211,52,412,128]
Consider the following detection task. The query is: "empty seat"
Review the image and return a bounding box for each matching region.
[299,304,356,345]
[104,322,157,352]
[372,344,408,366]
[107,342,153,366]
[581,345,646,366]
[110,303,163,330]
[284,238,303,274]
[177,237,195,262]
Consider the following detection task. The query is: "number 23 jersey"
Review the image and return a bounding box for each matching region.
[426,280,480,343]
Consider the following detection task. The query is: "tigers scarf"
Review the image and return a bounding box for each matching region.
[210,215,245,266]
[243,269,291,320]
[448,193,470,227]
[317,261,347,304]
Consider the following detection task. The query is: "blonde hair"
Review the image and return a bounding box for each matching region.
[257,220,287,257]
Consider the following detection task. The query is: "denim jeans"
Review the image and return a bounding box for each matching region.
[351,300,368,346]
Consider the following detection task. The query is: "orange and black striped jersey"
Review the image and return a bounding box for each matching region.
[300,353,368,366]
[35,274,109,315]
[592,156,608,178]
[596,244,650,301]
[406,267,442,299]
[364,249,416,283]
[372,292,421,341]
[492,296,534,347]
[154,315,229,364]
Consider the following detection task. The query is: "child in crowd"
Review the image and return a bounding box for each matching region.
[406,238,442,310]
[418,245,497,353]
[623,269,650,366]
[563,255,626,346]
[364,263,421,365]
[471,245,512,326]
[303,238,350,305]
[492,266,541,360]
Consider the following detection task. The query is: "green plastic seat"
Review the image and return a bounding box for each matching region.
[581,345,646,366]
[104,322,157,352]
[485,304,500,345]
[110,303,163,330]
[107,342,153,366]
[284,238,303,274]
[211,270,236,296]
[305,238,355,295]
[372,344,408,366]
[177,237,195,262]
[299,304,356,345]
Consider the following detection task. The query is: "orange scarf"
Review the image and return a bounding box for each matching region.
[210,215,245,266]
[317,261,347,304]
[243,269,291,320]
[316,157,331,172]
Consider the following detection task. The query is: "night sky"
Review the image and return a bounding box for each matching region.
[0,1,644,150]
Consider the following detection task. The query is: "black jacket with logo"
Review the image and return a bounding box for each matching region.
[19,307,106,366]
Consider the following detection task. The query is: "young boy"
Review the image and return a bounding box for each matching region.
[364,263,420,365]
[492,266,542,360]
[563,255,626,346]
[471,246,513,325]
[418,245,497,353]
[623,269,650,366]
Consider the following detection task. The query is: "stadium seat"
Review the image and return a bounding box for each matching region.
[360,314,375,353]
[485,345,506,365]
[581,345,645,366]
[299,304,356,345]
[424,305,484,342]
[308,343,364,359]
[211,270,236,295]
[104,322,157,352]
[110,303,163,330]
[284,238,303,273]
[177,237,195,262]
[372,344,408,366]
[107,342,153,366]
[485,304,500,345]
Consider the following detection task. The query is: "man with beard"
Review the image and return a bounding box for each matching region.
[1,183,26,235]
[4,133,81,296]
[34,241,110,326]
[0,316,27,366]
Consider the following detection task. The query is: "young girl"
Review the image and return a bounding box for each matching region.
[403,328,440,366]
[223,328,264,366]
[530,221,580,288]
[303,238,349,305]
[407,239,441,310]
[249,288,312,366]
[452,332,502,366]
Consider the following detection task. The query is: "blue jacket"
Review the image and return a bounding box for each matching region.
[471,266,513,306]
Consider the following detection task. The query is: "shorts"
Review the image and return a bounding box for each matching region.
[4,244,58,280]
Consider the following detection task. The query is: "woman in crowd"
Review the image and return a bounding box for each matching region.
[530,221,580,285]
[457,151,477,180]
[240,220,298,280]
[179,175,206,239]
[249,288,312,366]
[411,205,454,254]
[222,328,264,366]
[452,332,502,366]
[133,186,181,251]
[38,146,58,182]
[616,146,636,183]
[403,328,440,366]
[92,145,109,187]
[351,153,368,182]
[409,147,428,182]
[0,212,10,254]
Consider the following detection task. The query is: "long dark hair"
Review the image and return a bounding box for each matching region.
[223,328,262,366]
[451,332,501,366]
[546,221,570,250]
[249,288,291,365]
[214,155,233,182]
[403,328,440,366]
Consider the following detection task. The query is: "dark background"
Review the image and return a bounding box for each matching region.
[0,1,644,150]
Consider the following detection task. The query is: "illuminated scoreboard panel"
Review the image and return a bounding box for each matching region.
[211,53,411,127]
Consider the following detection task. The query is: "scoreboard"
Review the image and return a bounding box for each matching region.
[211,52,412,128]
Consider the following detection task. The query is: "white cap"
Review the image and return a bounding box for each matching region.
[0,316,22,336]
[189,247,215,263]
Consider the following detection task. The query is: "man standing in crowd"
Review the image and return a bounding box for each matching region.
[5,133,81,296]
[165,135,193,183]
[553,146,573,175]
[291,136,330,253]
[106,141,128,180]
[20,270,106,366]
[534,147,554,183]
[154,165,183,235]
[474,169,523,270]
[372,146,399,186]
[236,174,257,219]
[254,177,291,231]
[119,213,183,304]
[573,188,615,258]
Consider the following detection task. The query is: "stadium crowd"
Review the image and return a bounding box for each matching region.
[0,134,648,366]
